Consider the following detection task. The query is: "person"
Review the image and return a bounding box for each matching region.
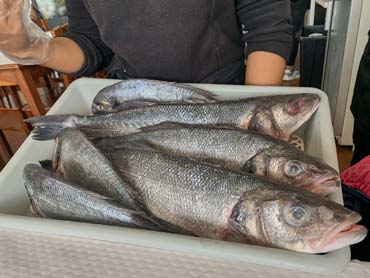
[350,30,370,166]
[0,0,292,86]
[284,0,310,81]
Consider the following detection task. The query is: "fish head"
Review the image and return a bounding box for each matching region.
[92,85,120,114]
[249,94,320,140]
[230,187,367,253]
[92,98,115,114]
[244,147,340,195]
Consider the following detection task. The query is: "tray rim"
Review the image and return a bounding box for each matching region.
[0,77,349,275]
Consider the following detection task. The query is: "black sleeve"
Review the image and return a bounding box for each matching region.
[236,0,293,62]
[61,0,114,76]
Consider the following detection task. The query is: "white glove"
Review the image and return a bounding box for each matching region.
[0,0,52,65]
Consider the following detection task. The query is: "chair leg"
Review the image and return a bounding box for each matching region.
[0,154,6,170]
[43,75,56,103]
[0,87,11,108]
[4,86,23,107]
[0,130,13,158]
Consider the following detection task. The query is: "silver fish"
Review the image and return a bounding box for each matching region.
[23,164,161,231]
[51,129,194,236]
[52,128,142,211]
[92,79,218,114]
[27,94,320,141]
[105,147,367,253]
[93,124,340,195]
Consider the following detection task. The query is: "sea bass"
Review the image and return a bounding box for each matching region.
[27,94,320,141]
[94,125,340,195]
[51,129,193,235]
[105,147,367,253]
[52,129,142,211]
[23,164,161,231]
[92,79,218,113]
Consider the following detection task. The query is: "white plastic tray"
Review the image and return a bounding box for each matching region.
[0,78,347,275]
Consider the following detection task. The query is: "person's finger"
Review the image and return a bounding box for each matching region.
[10,0,23,15]
[0,0,10,18]
[8,0,24,26]
[0,0,10,11]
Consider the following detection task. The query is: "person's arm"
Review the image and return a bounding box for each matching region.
[236,0,292,86]
[56,0,114,76]
[0,0,113,76]
[245,52,286,86]
[41,37,85,73]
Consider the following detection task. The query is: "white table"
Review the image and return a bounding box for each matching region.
[0,228,369,278]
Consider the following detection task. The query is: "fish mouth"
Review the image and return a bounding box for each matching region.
[302,174,341,195]
[282,96,321,139]
[92,101,113,114]
[306,213,368,253]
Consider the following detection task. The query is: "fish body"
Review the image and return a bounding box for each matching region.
[105,147,367,253]
[92,79,218,113]
[94,125,340,195]
[53,129,142,211]
[23,164,161,231]
[27,94,320,141]
[51,129,194,235]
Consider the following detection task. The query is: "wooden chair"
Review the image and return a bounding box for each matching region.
[0,87,30,162]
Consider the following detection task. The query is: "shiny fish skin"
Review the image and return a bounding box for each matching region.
[23,164,161,231]
[105,147,367,253]
[27,94,320,141]
[52,129,195,236]
[53,129,142,211]
[93,125,340,195]
[92,79,218,114]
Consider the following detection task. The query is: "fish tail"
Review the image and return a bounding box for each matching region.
[25,115,80,141]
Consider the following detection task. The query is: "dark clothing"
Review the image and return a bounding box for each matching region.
[347,31,370,261]
[350,31,370,166]
[288,0,327,66]
[351,125,370,166]
[342,184,370,261]
[288,0,310,66]
[63,0,292,83]
[351,31,370,137]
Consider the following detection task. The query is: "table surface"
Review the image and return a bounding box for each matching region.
[0,52,16,66]
[0,228,369,278]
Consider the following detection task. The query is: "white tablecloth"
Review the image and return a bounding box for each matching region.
[0,228,369,278]
[0,52,16,66]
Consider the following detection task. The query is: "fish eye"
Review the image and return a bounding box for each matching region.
[287,99,302,114]
[285,205,309,226]
[284,161,302,177]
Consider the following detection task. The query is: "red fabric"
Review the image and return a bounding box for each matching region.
[341,155,370,199]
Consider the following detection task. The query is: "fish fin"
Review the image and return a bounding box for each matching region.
[242,160,255,174]
[39,160,54,172]
[183,98,217,104]
[107,140,158,152]
[25,115,80,141]
[174,83,218,100]
[139,122,188,132]
[110,100,160,112]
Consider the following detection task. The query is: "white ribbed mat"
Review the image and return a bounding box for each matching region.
[0,228,368,278]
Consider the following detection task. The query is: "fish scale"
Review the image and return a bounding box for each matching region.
[107,148,273,239]
[103,147,367,253]
[26,94,321,141]
[92,79,218,114]
[23,164,161,231]
[94,125,340,195]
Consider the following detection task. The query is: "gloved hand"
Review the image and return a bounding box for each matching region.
[0,0,52,65]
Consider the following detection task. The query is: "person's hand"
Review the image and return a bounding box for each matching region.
[0,0,51,64]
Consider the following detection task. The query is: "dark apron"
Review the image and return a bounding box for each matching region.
[108,56,246,85]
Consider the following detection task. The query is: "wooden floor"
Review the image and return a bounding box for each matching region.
[337,145,354,172]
